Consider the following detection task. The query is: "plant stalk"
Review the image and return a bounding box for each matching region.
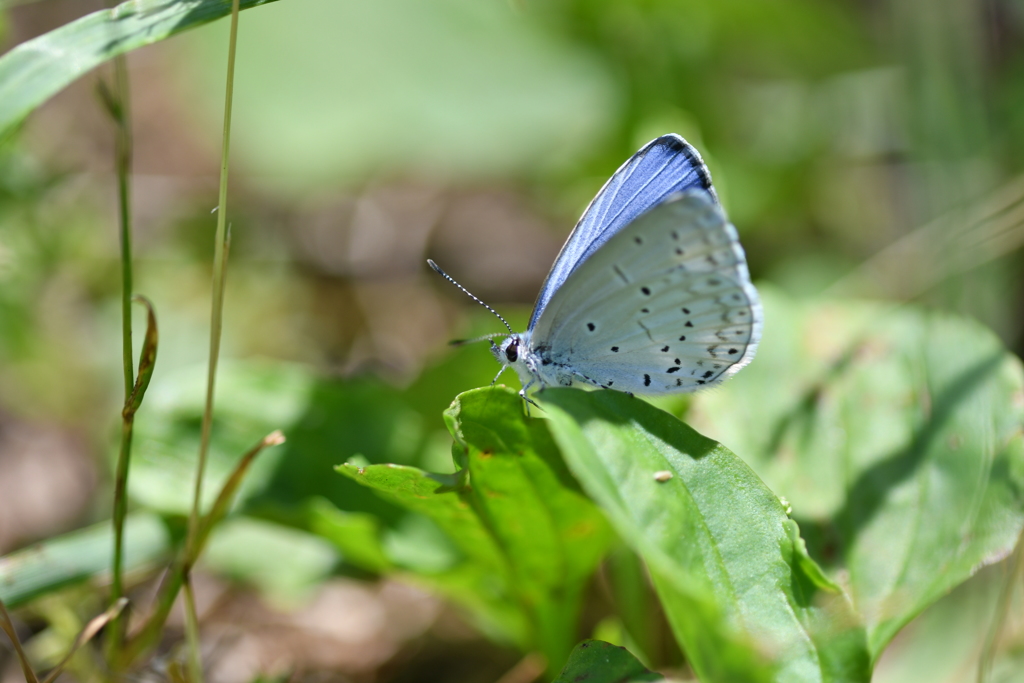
[108,43,134,655]
[182,1,242,677]
[187,0,240,556]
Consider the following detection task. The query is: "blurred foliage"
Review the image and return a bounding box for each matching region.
[553,640,664,683]
[2,0,1024,681]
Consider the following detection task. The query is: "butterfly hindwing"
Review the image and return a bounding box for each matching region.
[530,191,762,395]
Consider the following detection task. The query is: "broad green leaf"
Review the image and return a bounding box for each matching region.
[0,0,280,139]
[0,513,170,608]
[446,388,616,668]
[335,460,528,648]
[552,640,664,683]
[542,388,870,683]
[691,290,1024,660]
[337,387,615,669]
[873,561,1024,683]
[601,544,663,667]
[305,498,391,573]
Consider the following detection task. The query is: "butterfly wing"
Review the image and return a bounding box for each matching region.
[528,134,714,330]
[530,190,762,395]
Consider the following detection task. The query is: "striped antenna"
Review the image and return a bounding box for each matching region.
[427,259,513,335]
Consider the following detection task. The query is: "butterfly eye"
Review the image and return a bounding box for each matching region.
[505,338,519,363]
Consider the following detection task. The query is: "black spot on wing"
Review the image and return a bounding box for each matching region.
[644,374,651,387]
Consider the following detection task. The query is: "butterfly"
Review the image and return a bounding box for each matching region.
[429,134,762,401]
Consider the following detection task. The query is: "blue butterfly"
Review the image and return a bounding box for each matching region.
[430,134,762,401]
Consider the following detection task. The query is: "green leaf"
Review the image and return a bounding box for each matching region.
[871,562,1021,683]
[336,458,529,648]
[447,388,617,668]
[337,387,615,670]
[691,290,1024,661]
[125,295,158,416]
[552,640,664,683]
[305,498,392,573]
[0,513,170,608]
[542,388,870,683]
[0,0,280,140]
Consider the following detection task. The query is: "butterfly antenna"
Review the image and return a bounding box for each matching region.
[448,333,507,347]
[427,259,514,335]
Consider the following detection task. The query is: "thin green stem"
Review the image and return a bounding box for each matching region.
[187,0,240,556]
[116,51,133,401]
[108,43,133,656]
[182,0,241,675]
[182,580,203,683]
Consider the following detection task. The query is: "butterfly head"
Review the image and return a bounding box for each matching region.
[490,331,542,393]
[492,334,522,367]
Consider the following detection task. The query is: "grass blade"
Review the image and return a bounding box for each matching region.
[0,0,281,139]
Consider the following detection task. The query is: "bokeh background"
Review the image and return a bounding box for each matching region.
[2,0,1024,681]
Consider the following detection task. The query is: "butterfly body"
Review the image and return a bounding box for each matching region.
[433,134,762,401]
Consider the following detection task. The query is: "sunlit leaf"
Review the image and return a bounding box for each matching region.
[542,388,870,683]
[691,289,1024,661]
[337,387,615,669]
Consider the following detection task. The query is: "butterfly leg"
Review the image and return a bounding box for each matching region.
[518,379,541,415]
[567,368,608,390]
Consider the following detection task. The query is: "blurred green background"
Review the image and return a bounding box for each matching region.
[1,0,1023,680]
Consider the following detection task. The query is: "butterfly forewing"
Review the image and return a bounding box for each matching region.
[529,135,714,329]
[530,191,762,395]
